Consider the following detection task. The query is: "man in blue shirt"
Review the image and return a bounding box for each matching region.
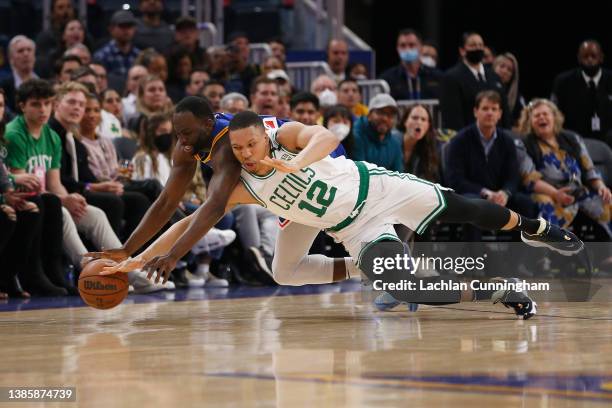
[93,11,141,79]
[352,93,403,172]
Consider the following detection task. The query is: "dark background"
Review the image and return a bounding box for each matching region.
[346,0,612,100]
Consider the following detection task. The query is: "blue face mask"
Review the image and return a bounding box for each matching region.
[399,48,419,63]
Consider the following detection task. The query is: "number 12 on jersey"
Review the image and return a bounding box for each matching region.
[298,180,337,217]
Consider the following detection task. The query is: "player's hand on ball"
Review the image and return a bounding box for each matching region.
[85,247,130,263]
[143,254,178,284]
[260,156,301,173]
[100,257,145,274]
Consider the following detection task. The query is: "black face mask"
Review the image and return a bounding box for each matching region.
[154,133,173,153]
[581,63,601,78]
[465,49,484,65]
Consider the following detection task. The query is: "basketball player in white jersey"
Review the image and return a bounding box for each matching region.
[102,111,584,319]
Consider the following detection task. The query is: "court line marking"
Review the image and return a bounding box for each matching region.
[436,305,612,321]
[206,371,612,403]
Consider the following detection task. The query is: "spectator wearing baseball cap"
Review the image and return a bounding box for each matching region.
[172,16,207,69]
[352,93,403,172]
[93,11,141,78]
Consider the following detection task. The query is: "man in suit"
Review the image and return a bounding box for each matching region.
[440,32,511,131]
[1,35,38,112]
[551,40,612,147]
[446,90,536,240]
[379,28,442,101]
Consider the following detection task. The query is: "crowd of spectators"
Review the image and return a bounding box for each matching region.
[1,0,611,298]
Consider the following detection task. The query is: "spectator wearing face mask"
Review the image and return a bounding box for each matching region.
[551,39,612,147]
[310,74,338,118]
[132,112,174,185]
[420,41,439,69]
[380,29,442,101]
[323,104,355,158]
[440,31,511,131]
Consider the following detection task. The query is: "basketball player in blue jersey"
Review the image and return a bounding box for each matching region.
[101,110,585,320]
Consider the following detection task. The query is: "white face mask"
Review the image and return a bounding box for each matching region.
[353,74,367,80]
[328,123,350,141]
[317,89,338,107]
[420,56,436,68]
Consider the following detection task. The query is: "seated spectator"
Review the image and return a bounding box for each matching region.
[440,31,511,130]
[200,80,226,112]
[310,74,338,110]
[267,69,292,97]
[89,63,108,93]
[71,67,123,140]
[1,35,38,112]
[93,11,141,79]
[0,88,64,298]
[337,79,368,118]
[172,16,206,69]
[225,40,259,97]
[39,19,89,77]
[6,79,167,294]
[101,89,125,126]
[323,104,355,158]
[122,65,148,120]
[208,46,229,82]
[420,41,439,69]
[54,55,82,84]
[551,40,612,147]
[380,28,442,101]
[35,0,75,56]
[347,62,368,80]
[446,91,537,240]
[261,56,284,75]
[133,0,174,53]
[290,92,320,125]
[166,47,193,102]
[132,112,174,185]
[250,76,280,116]
[352,93,402,171]
[185,69,210,97]
[517,98,612,238]
[397,104,441,182]
[327,39,349,82]
[64,43,91,66]
[126,74,173,133]
[493,52,526,126]
[268,37,286,65]
[79,91,151,238]
[220,92,249,114]
[134,48,168,83]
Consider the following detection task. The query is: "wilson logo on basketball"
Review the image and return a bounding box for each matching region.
[84,281,118,291]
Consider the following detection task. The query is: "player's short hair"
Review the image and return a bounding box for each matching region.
[175,96,214,121]
[290,92,319,110]
[229,110,264,132]
[16,79,55,105]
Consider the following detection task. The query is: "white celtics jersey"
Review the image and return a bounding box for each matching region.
[240,130,368,231]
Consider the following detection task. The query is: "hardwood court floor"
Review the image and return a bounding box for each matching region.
[1,284,612,407]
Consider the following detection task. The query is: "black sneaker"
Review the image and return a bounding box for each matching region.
[521,219,584,256]
[491,278,537,320]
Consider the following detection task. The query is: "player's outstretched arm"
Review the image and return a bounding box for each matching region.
[86,147,197,262]
[265,122,340,172]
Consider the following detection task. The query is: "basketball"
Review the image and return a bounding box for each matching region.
[78,259,129,310]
